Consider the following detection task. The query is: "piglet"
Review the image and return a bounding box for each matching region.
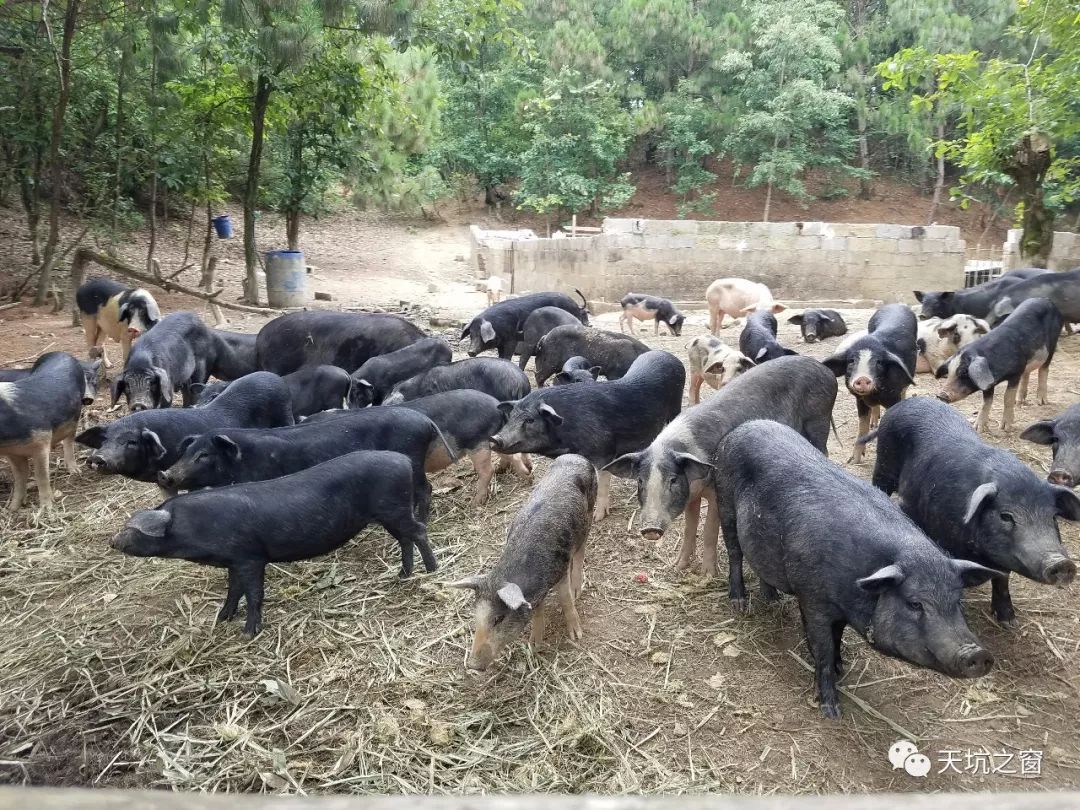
[686,336,754,404]
[450,454,596,670]
[787,309,847,343]
[1022,403,1080,488]
[112,450,435,636]
[738,311,797,364]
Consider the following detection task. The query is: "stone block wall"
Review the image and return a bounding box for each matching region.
[472,219,966,305]
[1002,229,1080,272]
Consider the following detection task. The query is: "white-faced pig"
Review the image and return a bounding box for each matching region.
[0,352,95,510]
[532,325,649,387]
[619,293,686,336]
[349,337,452,406]
[706,278,785,334]
[915,314,989,374]
[112,450,436,635]
[787,309,847,344]
[716,420,998,719]
[686,336,754,405]
[1022,403,1080,488]
[76,277,161,368]
[823,303,917,463]
[738,311,798,364]
[606,355,836,575]
[449,454,595,670]
[866,396,1080,625]
[937,297,1062,433]
[492,350,684,521]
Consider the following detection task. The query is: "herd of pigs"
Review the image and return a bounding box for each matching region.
[2,268,1080,720]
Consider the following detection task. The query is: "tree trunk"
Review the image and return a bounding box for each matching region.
[35,0,81,305]
[927,123,946,225]
[856,76,872,200]
[1005,132,1054,267]
[112,17,130,242]
[762,181,773,223]
[243,73,273,304]
[145,31,159,273]
[19,170,41,267]
[286,211,300,250]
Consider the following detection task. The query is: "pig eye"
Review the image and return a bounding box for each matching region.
[493,614,506,627]
[126,439,138,447]
[195,453,208,463]
[906,600,924,613]
[1000,511,1016,525]
[523,417,534,426]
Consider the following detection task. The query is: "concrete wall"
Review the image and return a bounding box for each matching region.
[471,219,966,305]
[1002,229,1080,272]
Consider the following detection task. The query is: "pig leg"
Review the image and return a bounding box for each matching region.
[120,330,133,365]
[801,606,842,719]
[511,453,532,477]
[1018,372,1030,404]
[414,476,433,524]
[976,387,995,433]
[5,456,30,511]
[869,404,881,430]
[388,514,438,577]
[571,543,585,599]
[849,400,872,464]
[1036,363,1050,405]
[469,447,494,506]
[236,560,266,637]
[530,602,547,644]
[653,318,659,336]
[717,503,745,610]
[217,568,243,622]
[82,315,112,369]
[708,304,720,335]
[831,621,846,676]
[676,496,701,571]
[700,488,722,578]
[991,574,1017,626]
[61,436,78,472]
[759,581,780,604]
[593,470,612,522]
[1002,383,1019,431]
[31,445,54,509]
[555,576,583,641]
[689,373,703,405]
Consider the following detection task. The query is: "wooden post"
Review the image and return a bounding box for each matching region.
[200,256,226,326]
[572,214,577,238]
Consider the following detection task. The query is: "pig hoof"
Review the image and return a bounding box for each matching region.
[471,492,490,507]
[592,507,609,522]
[674,557,693,572]
[995,615,1018,630]
[730,597,748,614]
[819,702,842,720]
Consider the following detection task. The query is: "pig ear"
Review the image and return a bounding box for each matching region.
[1020,420,1056,445]
[152,366,173,407]
[211,434,241,461]
[821,353,847,377]
[459,324,471,341]
[128,509,172,538]
[553,372,573,385]
[770,303,787,313]
[963,482,998,524]
[934,360,950,379]
[604,452,640,479]
[539,403,563,425]
[76,426,106,448]
[588,366,601,380]
[177,435,197,456]
[936,318,959,339]
[479,319,496,343]
[189,382,206,396]
[952,559,1002,588]
[496,582,532,611]
[496,400,518,418]
[357,379,374,391]
[782,347,798,357]
[446,575,485,591]
[140,429,167,460]
[856,564,905,594]
[967,356,995,390]
[821,312,837,324]
[973,319,990,334]
[111,377,126,405]
[675,452,714,481]
[913,291,925,303]
[754,347,769,361]
[883,351,916,385]
[1053,486,1080,521]
[787,314,804,325]
[738,356,756,371]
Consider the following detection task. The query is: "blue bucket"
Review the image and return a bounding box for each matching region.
[212,214,233,239]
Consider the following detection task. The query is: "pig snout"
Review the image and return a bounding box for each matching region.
[489,435,506,452]
[82,394,95,406]
[157,470,177,489]
[88,453,107,471]
[127,327,141,339]
[1043,555,1076,586]
[804,332,818,344]
[130,402,147,412]
[953,644,994,678]
[850,375,875,396]
[1048,469,1074,487]
[641,527,663,541]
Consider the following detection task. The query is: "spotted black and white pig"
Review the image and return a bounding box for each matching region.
[986,267,1080,327]
[1022,403,1080,488]
[787,309,847,344]
[915,315,989,374]
[717,419,998,719]
[112,450,436,636]
[738,311,797,364]
[460,291,589,360]
[823,303,917,463]
[606,355,836,575]
[936,297,1061,433]
[393,389,532,505]
[915,268,1049,320]
[619,294,686,336]
[382,358,530,405]
[349,337,452,406]
[532,325,649,387]
[866,396,1079,625]
[450,454,595,670]
[76,277,161,368]
[491,350,684,521]
[552,356,601,386]
[79,371,293,487]
[686,336,753,405]
[156,406,451,522]
[1,352,96,510]
[518,306,584,371]
[256,310,426,375]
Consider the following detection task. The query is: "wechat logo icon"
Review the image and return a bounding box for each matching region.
[888,740,930,778]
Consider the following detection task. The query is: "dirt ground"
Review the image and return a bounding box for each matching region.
[1,209,1079,795]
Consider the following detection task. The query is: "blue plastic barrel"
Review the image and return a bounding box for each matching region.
[264,250,307,307]
[211,214,233,239]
